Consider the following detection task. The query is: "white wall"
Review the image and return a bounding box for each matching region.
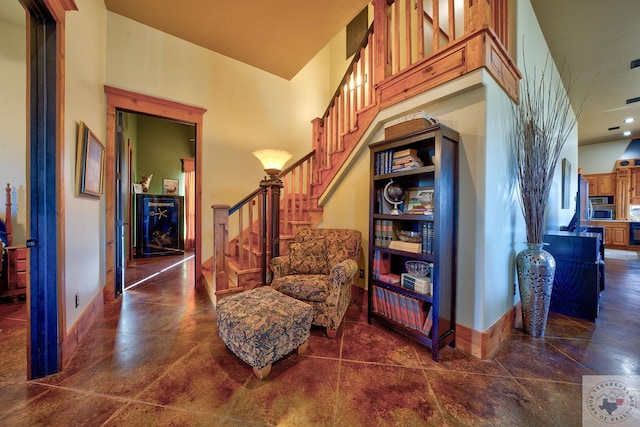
[0,12,27,244]
[579,139,629,173]
[106,13,303,263]
[64,0,108,328]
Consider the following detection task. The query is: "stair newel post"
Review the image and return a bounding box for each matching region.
[259,182,268,286]
[259,175,283,286]
[253,149,292,287]
[212,204,230,292]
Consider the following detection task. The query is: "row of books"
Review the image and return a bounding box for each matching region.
[374,148,425,175]
[373,220,394,248]
[372,286,433,335]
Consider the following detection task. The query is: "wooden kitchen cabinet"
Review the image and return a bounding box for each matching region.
[589,221,629,247]
[585,173,615,196]
[630,168,640,204]
[615,169,630,220]
[609,223,629,246]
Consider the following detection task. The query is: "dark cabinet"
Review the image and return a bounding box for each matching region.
[544,231,604,322]
[135,194,184,257]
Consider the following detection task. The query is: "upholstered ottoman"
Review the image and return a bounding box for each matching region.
[216,286,313,379]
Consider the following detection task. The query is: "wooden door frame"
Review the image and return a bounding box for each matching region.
[104,86,206,300]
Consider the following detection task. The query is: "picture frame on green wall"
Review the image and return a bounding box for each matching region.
[163,178,179,196]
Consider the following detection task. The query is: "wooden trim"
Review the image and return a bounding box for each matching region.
[61,289,103,367]
[455,303,519,359]
[181,158,195,173]
[104,86,207,300]
[43,0,77,22]
[377,28,520,110]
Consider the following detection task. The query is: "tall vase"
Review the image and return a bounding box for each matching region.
[516,243,556,337]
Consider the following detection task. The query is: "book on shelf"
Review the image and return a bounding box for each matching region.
[388,240,422,253]
[393,148,417,158]
[401,273,432,295]
[398,294,410,327]
[392,155,424,172]
[411,298,423,330]
[372,250,391,278]
[377,273,400,285]
[421,306,434,335]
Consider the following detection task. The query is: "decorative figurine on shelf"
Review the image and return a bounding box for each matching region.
[139,174,153,193]
[383,179,404,215]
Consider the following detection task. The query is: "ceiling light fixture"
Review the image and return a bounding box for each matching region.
[623,131,632,137]
[624,117,635,123]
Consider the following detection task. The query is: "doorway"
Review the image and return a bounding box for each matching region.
[104,86,206,302]
[116,111,197,291]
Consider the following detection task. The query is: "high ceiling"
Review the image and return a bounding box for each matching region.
[530,0,640,146]
[2,1,638,146]
[103,0,370,81]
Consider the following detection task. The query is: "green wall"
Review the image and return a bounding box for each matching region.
[136,115,195,196]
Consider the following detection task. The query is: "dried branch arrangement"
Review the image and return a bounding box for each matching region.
[511,56,580,244]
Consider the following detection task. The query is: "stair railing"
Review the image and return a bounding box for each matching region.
[212,151,316,294]
[312,0,514,197]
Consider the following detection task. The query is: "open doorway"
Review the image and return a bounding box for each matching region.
[104,86,206,302]
[117,111,196,291]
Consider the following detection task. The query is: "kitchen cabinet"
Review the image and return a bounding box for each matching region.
[589,221,629,247]
[584,173,615,196]
[615,169,630,220]
[631,168,640,205]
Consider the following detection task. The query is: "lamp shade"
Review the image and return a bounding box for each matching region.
[252,149,292,175]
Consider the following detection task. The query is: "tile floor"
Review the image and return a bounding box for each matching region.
[0,252,639,426]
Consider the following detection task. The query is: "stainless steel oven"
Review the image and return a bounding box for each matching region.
[630,222,640,246]
[592,208,613,220]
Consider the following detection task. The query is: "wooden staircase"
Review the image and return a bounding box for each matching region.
[208,0,519,300]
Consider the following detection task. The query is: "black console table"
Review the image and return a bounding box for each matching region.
[543,231,604,322]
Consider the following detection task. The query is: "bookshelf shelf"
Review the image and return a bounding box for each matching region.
[368,123,459,362]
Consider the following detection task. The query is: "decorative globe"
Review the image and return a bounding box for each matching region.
[383,180,404,215]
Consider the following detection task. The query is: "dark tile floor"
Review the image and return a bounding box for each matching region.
[0,252,639,426]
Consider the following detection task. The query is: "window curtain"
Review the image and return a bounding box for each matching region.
[182,158,195,251]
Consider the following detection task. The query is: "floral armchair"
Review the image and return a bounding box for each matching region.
[270,228,361,338]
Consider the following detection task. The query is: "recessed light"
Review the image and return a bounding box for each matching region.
[623,131,632,136]
[624,118,635,123]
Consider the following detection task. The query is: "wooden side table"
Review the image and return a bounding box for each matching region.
[2,244,27,298]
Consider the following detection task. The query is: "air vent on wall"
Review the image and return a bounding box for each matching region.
[627,97,640,104]
[608,126,621,131]
[631,58,640,69]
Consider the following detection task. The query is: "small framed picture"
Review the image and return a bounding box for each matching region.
[76,121,105,199]
[405,187,434,214]
[163,178,179,196]
[132,183,143,194]
[562,158,571,209]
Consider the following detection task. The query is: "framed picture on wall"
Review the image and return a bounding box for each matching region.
[562,158,571,209]
[76,121,105,199]
[163,178,179,196]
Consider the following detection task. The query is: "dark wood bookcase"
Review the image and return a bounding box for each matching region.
[367,124,459,361]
